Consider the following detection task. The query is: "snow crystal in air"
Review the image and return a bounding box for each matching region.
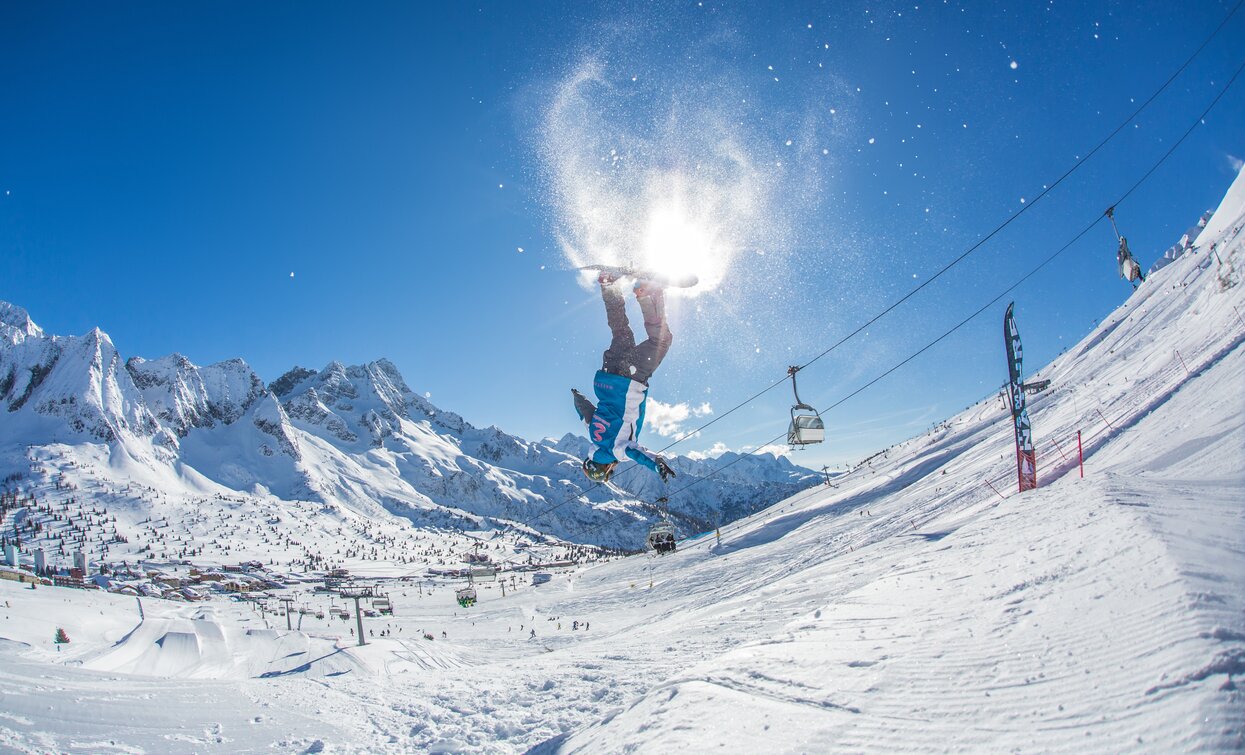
[1010,60,1018,70]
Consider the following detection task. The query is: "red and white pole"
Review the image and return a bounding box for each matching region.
[1077,430,1084,479]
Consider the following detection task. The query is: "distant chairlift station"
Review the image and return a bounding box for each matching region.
[787,366,825,447]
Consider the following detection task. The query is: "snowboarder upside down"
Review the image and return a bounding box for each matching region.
[573,271,677,484]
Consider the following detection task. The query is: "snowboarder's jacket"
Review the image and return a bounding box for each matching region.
[586,369,660,472]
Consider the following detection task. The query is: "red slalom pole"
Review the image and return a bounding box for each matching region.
[1077,430,1084,478]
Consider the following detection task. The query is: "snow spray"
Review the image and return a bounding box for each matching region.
[536,35,841,297]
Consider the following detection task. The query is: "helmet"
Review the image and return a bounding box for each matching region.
[582,458,616,482]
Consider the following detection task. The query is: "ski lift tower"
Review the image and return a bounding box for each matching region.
[279,597,295,631]
[338,585,377,646]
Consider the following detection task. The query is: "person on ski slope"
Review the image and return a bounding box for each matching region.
[573,271,677,484]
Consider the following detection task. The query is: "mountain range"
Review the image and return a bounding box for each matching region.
[0,304,818,549]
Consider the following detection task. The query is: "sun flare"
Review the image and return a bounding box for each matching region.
[640,199,722,292]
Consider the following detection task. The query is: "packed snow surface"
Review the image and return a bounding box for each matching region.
[0,169,1242,751]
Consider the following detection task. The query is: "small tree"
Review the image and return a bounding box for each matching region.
[54,628,70,644]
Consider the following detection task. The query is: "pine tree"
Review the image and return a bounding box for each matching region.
[54,628,70,644]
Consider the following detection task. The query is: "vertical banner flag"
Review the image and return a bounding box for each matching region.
[1004,302,1038,492]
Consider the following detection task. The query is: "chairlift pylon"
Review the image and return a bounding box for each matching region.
[786,366,825,447]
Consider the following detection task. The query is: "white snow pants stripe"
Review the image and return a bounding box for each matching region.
[611,380,648,462]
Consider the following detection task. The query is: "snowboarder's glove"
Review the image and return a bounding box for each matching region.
[656,457,676,482]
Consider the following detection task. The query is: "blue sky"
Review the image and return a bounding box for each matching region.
[2,1,1242,470]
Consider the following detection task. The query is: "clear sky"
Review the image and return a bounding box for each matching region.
[3,1,1242,470]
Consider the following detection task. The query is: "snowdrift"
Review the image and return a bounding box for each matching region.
[82,610,370,680]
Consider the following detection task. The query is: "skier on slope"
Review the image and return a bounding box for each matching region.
[572,271,678,484]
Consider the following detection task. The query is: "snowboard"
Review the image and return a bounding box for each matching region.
[578,265,699,289]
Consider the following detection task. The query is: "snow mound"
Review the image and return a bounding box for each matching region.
[83,610,370,680]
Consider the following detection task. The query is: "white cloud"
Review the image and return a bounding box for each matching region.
[1227,154,1244,173]
[685,440,792,460]
[741,443,793,459]
[645,398,713,437]
[685,441,732,461]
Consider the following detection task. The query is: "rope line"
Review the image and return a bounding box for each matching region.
[581,53,1245,547]
[495,7,1245,542]
[648,0,1245,456]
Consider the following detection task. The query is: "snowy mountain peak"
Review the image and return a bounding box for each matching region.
[0,301,45,345]
[126,352,266,437]
[0,318,156,442]
[2,309,820,547]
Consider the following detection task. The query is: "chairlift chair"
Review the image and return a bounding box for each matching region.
[455,586,477,607]
[646,498,678,554]
[786,366,825,446]
[646,521,677,554]
[1106,207,1145,284]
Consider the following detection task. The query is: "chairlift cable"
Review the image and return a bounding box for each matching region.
[641,0,1243,460]
[490,15,1245,545]
[574,56,1245,544]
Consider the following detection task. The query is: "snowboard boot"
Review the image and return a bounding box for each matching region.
[632,279,665,300]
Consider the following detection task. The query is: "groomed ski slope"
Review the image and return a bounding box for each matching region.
[0,169,1242,753]
[549,169,1245,753]
[549,169,1245,752]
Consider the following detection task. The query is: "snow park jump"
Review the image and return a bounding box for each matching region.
[2,3,1244,752]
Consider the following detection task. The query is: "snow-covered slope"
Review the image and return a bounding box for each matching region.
[546,165,1245,752]
[0,171,1240,753]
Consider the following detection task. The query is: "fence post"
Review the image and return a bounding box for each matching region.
[1077,430,1084,479]
[1175,349,1190,376]
[1095,408,1116,432]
